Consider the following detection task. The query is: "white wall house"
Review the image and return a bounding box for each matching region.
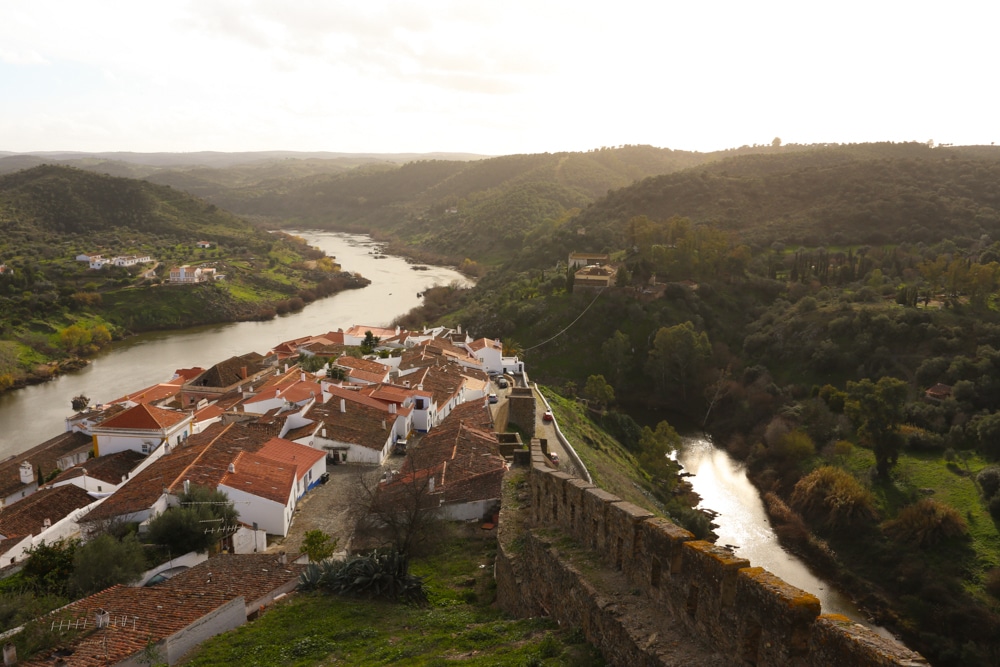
[217,453,297,537]
[466,338,504,374]
[90,404,193,458]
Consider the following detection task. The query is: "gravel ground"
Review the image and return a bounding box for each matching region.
[265,461,390,557]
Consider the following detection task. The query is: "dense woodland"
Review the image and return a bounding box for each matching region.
[5,142,1000,663]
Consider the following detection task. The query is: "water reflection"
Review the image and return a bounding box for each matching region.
[676,436,895,637]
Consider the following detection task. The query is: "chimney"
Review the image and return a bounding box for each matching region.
[42,518,51,529]
[322,427,327,438]
[428,476,435,492]
[228,463,236,474]
[3,642,16,666]
[183,479,190,494]
[301,372,306,382]
[388,403,396,414]
[340,398,346,413]
[241,366,248,379]
[382,419,386,430]
[278,551,287,565]
[95,608,110,629]
[275,389,280,398]
[18,462,32,485]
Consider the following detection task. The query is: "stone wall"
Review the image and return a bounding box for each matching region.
[506,387,536,439]
[496,444,928,667]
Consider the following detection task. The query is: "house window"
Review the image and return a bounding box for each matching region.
[98,486,102,492]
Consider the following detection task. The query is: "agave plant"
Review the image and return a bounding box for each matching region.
[300,549,426,603]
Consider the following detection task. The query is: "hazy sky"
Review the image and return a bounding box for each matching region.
[1,1,996,155]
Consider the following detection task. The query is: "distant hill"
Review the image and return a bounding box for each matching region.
[0,149,488,170]
[563,142,1000,254]
[162,145,719,263]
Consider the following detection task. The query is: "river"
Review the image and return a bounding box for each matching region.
[1,234,894,640]
[677,436,895,638]
[0,231,471,458]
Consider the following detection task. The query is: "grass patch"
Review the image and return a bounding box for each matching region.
[538,386,661,513]
[180,529,605,667]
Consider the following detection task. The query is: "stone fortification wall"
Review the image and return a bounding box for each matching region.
[495,445,928,667]
[506,387,536,438]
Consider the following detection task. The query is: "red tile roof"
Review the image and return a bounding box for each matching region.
[49,450,145,486]
[0,431,93,499]
[0,485,93,539]
[220,451,295,504]
[20,552,305,667]
[98,403,190,431]
[256,438,326,481]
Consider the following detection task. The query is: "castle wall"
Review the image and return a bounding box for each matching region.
[506,387,535,438]
[496,445,928,667]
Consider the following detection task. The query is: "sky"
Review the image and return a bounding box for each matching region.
[1,1,997,156]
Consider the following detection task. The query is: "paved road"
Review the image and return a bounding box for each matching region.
[532,386,580,478]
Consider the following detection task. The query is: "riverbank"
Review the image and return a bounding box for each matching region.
[0,231,473,460]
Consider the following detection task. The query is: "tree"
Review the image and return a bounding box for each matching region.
[302,529,338,563]
[601,330,632,389]
[845,377,909,479]
[645,321,710,399]
[351,450,442,556]
[70,533,147,596]
[22,539,78,595]
[361,331,381,354]
[583,374,615,410]
[145,485,239,555]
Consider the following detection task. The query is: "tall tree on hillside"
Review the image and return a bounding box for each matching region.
[645,321,711,400]
[601,330,632,389]
[845,377,908,479]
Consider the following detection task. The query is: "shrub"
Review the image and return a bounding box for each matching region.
[985,568,1000,599]
[298,549,426,604]
[978,467,1000,500]
[790,466,878,530]
[882,499,969,547]
[989,495,1000,521]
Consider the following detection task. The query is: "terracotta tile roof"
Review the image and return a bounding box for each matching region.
[0,431,93,498]
[0,485,93,539]
[49,450,145,486]
[360,383,415,406]
[22,586,234,667]
[324,383,396,412]
[193,403,225,423]
[407,364,466,408]
[468,337,502,352]
[220,451,295,504]
[243,378,321,407]
[171,367,205,383]
[160,551,306,603]
[283,422,319,442]
[110,382,183,406]
[19,552,306,666]
[306,396,393,451]
[344,325,397,339]
[81,423,263,523]
[186,352,269,389]
[391,401,504,506]
[98,403,190,431]
[335,355,390,376]
[256,438,326,480]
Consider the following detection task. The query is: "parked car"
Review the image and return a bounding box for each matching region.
[549,452,559,465]
[497,378,509,389]
[488,393,499,404]
[543,410,554,422]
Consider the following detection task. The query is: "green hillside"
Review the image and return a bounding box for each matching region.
[0,165,358,390]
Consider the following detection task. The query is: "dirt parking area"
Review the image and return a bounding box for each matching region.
[265,461,385,557]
